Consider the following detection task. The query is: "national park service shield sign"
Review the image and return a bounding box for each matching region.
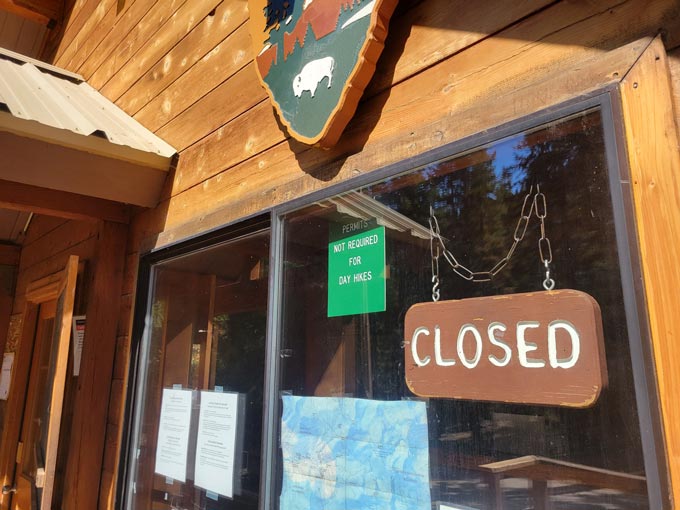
[249,0,398,147]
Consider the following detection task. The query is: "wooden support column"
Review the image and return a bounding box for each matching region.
[61,221,127,509]
[620,36,680,506]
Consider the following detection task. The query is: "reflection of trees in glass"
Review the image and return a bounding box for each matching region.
[368,111,645,478]
[373,113,617,300]
[146,300,167,372]
[213,312,266,392]
[279,111,648,509]
[514,115,617,291]
[213,311,266,495]
[151,300,166,328]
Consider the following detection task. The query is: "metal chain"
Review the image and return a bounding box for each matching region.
[535,185,555,290]
[429,206,441,302]
[429,184,556,299]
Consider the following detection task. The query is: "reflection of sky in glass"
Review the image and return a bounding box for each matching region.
[368,130,533,214]
[367,130,533,227]
[494,135,531,193]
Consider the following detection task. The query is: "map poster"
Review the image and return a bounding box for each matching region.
[154,388,193,482]
[280,396,431,510]
[194,391,241,498]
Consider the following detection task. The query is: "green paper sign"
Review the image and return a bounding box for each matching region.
[328,222,386,317]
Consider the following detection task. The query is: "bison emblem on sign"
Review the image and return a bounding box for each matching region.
[248,0,398,147]
[293,57,335,97]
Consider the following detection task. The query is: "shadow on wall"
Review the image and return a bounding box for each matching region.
[287,0,679,181]
[40,0,83,63]
[29,0,680,189]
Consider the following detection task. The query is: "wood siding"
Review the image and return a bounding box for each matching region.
[0,216,126,510]
[0,10,46,56]
[620,37,680,508]
[28,0,680,508]
[0,215,95,507]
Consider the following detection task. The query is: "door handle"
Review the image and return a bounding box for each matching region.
[1,485,16,495]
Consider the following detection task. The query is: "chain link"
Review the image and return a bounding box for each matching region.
[535,185,555,290]
[429,207,441,302]
[429,184,556,299]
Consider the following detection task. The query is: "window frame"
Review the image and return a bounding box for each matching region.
[118,90,670,510]
[117,215,272,510]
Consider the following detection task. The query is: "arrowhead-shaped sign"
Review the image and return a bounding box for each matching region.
[249,0,398,147]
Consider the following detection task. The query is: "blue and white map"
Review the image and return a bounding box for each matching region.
[280,396,431,510]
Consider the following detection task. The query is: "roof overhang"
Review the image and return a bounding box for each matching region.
[0,47,176,210]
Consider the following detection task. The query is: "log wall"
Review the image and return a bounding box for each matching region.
[34,0,680,508]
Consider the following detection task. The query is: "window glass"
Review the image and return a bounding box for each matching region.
[278,110,651,509]
[128,230,269,510]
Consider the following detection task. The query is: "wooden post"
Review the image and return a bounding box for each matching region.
[619,36,680,507]
[61,221,127,509]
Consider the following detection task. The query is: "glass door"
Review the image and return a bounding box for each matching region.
[127,228,270,510]
[10,255,78,510]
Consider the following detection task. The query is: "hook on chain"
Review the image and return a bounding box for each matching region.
[432,275,440,302]
[542,260,555,291]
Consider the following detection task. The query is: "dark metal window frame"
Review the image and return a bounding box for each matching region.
[116,215,271,509]
[117,89,670,510]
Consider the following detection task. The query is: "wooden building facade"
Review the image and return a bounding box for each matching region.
[0,0,679,509]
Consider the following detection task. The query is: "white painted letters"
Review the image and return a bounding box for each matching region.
[408,319,583,370]
[411,327,431,367]
[457,324,483,369]
[487,322,511,367]
[434,325,456,366]
[517,321,545,368]
[548,320,581,368]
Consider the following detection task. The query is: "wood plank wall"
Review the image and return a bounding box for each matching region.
[35,0,680,508]
[620,36,680,509]
[0,10,47,57]
[0,215,127,510]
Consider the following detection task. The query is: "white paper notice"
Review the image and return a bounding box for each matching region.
[0,352,14,400]
[71,315,86,376]
[194,391,239,498]
[154,388,193,482]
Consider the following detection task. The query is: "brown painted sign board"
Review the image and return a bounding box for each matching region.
[404,290,607,407]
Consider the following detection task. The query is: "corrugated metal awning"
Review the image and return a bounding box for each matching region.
[0,47,176,208]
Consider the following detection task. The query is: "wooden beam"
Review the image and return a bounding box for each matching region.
[62,222,127,509]
[0,179,129,224]
[0,0,53,26]
[0,129,170,207]
[620,36,680,507]
[0,244,20,266]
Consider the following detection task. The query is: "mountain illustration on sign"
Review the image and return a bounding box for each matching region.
[249,0,395,146]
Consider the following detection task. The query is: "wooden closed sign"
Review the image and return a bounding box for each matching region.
[404,290,607,407]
